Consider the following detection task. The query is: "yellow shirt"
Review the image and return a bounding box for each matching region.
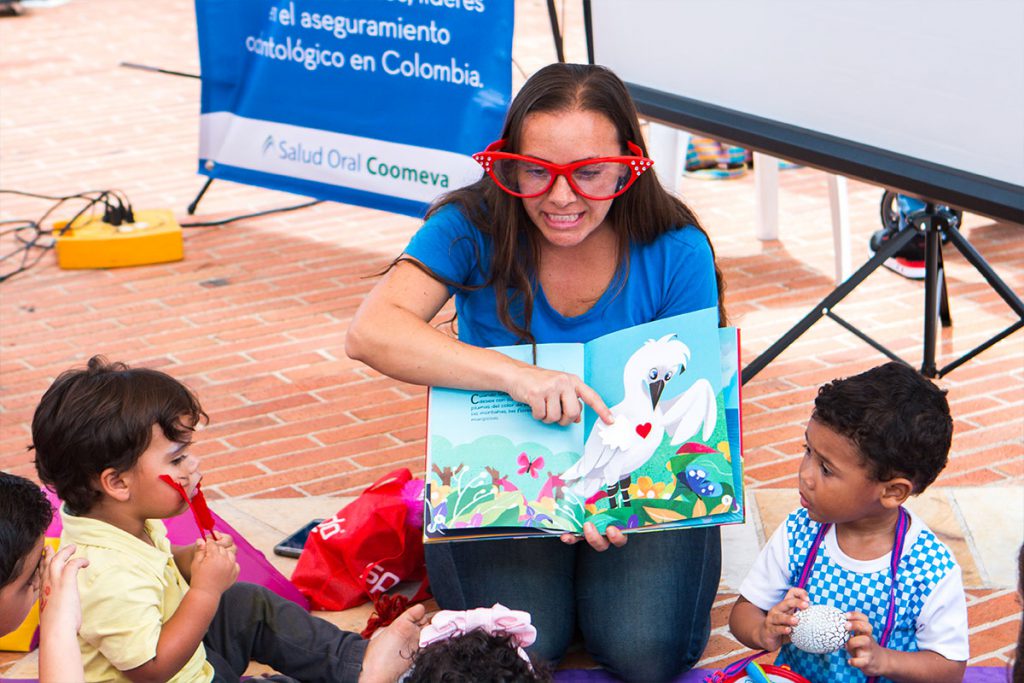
[60,510,214,683]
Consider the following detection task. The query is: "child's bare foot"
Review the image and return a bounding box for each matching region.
[359,604,428,683]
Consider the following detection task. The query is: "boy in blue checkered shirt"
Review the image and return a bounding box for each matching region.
[729,362,968,683]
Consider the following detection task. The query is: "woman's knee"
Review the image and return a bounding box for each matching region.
[526,619,574,664]
[590,629,707,683]
[575,529,719,681]
[581,593,710,681]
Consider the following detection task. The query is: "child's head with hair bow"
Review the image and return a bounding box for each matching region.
[404,603,552,683]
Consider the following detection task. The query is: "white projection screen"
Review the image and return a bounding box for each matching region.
[588,0,1024,223]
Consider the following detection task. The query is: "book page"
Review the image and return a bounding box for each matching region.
[425,343,588,539]
[625,326,745,533]
[570,307,742,533]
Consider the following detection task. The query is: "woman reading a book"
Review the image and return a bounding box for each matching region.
[347,63,726,682]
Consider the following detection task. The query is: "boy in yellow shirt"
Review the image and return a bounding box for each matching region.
[32,356,426,683]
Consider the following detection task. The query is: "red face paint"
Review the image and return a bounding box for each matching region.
[159,475,217,540]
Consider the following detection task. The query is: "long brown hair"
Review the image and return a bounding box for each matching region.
[405,63,727,343]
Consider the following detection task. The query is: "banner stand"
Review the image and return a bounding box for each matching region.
[130,3,575,218]
[188,176,216,215]
[183,0,545,218]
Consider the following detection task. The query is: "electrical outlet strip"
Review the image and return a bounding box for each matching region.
[53,209,183,269]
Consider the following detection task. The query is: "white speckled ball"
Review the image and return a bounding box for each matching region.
[790,604,850,654]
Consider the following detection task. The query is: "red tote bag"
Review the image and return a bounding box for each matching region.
[291,468,427,611]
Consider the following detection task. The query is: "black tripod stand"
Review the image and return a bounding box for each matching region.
[742,204,1024,382]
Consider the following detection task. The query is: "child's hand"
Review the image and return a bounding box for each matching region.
[758,587,809,651]
[39,544,88,634]
[188,538,239,598]
[846,611,889,676]
[212,532,235,552]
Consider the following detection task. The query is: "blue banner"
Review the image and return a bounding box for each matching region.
[195,0,513,217]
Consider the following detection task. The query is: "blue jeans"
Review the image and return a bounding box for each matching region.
[425,527,721,683]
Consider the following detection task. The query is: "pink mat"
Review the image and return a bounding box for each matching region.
[41,488,308,610]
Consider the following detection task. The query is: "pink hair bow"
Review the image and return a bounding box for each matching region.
[419,603,536,663]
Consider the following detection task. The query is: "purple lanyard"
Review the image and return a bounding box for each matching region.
[716,507,910,683]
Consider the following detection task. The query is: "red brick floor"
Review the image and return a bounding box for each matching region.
[2,0,1022,674]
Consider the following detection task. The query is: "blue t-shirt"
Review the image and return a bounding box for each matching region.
[404,204,718,347]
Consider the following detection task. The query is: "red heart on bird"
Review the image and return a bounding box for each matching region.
[635,423,652,438]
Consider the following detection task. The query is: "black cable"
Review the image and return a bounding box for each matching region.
[0,190,111,283]
[180,199,322,227]
[1,187,325,282]
[0,226,43,260]
[52,193,111,236]
[0,189,112,201]
[119,62,200,80]
[1,189,114,235]
[0,225,50,283]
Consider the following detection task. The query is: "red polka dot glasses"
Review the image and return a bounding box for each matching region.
[472,139,655,200]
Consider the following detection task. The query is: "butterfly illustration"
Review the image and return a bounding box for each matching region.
[516,452,544,478]
[683,467,722,498]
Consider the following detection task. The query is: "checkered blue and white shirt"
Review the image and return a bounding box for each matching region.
[739,507,968,683]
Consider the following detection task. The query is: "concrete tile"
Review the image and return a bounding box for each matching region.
[0,651,23,673]
[2,649,37,678]
[753,489,798,542]
[720,504,763,592]
[953,486,1024,588]
[905,489,982,587]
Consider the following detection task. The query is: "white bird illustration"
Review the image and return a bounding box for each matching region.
[562,334,717,508]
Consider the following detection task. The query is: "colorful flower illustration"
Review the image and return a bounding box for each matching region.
[454,512,484,528]
[427,501,448,534]
[430,484,451,507]
[530,496,559,517]
[717,440,731,462]
[710,494,735,516]
[627,475,675,500]
[519,504,552,527]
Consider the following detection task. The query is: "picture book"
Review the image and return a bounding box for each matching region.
[424,306,744,542]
